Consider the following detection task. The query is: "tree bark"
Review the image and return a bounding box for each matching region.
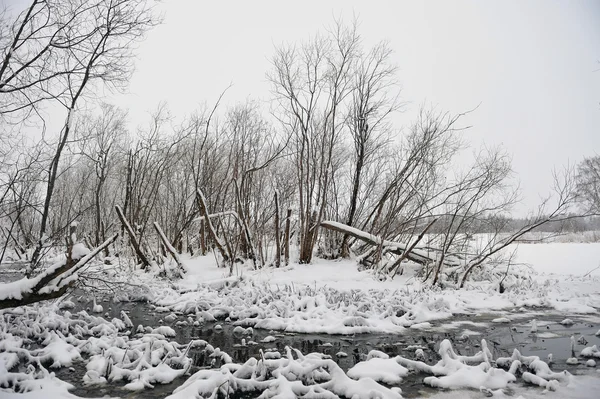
[284,209,291,266]
[195,189,229,264]
[274,192,281,268]
[115,205,150,269]
[199,219,206,255]
[154,222,184,277]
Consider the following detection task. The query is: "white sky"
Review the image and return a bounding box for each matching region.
[4,0,600,212]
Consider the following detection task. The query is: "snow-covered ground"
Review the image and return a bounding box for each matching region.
[1,241,599,398]
[513,242,600,276]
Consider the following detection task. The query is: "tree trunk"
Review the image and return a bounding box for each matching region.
[30,108,75,272]
[0,233,118,310]
[274,192,281,268]
[199,219,207,255]
[115,205,150,269]
[154,222,184,277]
[122,149,133,235]
[195,189,229,264]
[341,140,365,258]
[234,180,257,268]
[284,209,291,266]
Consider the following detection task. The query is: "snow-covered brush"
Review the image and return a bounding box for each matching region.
[169,346,404,399]
[395,339,569,392]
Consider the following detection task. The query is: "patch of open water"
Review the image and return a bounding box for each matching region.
[53,295,600,398]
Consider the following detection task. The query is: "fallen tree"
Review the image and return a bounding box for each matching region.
[0,233,118,309]
[319,220,445,266]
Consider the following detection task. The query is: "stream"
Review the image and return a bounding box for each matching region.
[1,263,599,398]
[53,295,600,398]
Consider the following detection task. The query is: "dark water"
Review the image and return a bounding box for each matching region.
[55,297,600,399]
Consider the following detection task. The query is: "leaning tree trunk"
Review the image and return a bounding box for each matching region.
[30,109,75,274]
[0,232,118,310]
[154,222,184,278]
[115,205,150,269]
[195,189,229,264]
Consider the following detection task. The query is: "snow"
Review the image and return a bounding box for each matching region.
[70,244,90,260]
[530,319,538,333]
[1,240,600,398]
[393,339,519,391]
[0,306,195,397]
[320,220,436,264]
[0,377,104,399]
[347,354,409,384]
[581,345,600,358]
[151,326,176,337]
[513,242,600,276]
[36,332,82,368]
[428,374,600,399]
[146,251,600,339]
[92,298,103,313]
[0,276,38,301]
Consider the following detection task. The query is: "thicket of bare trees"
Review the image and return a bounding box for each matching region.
[576,155,600,214]
[0,7,594,304]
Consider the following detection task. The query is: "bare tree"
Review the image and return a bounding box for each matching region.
[269,20,360,263]
[78,104,127,248]
[575,155,600,214]
[0,0,159,271]
[429,147,517,285]
[458,166,581,287]
[0,0,156,121]
[340,40,399,257]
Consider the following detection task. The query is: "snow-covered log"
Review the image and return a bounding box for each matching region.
[320,220,439,265]
[0,233,118,309]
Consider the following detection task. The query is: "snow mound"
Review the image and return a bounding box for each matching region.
[581,345,600,358]
[347,353,409,384]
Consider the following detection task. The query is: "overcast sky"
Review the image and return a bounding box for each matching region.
[5,0,600,212]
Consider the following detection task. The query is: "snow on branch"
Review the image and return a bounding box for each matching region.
[0,233,118,309]
[192,211,239,223]
[320,220,441,265]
